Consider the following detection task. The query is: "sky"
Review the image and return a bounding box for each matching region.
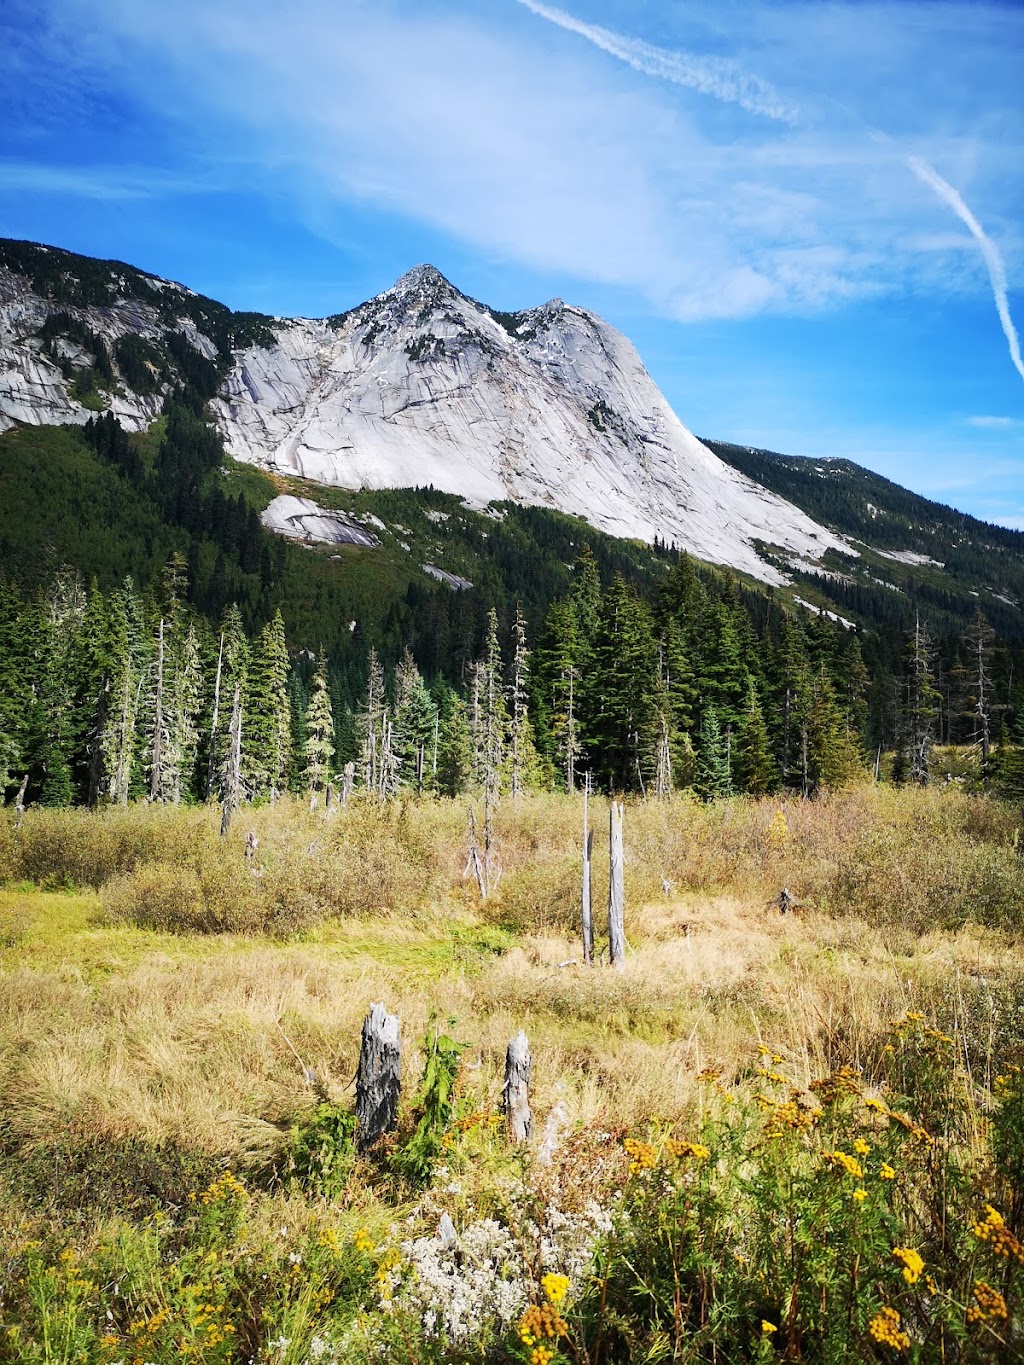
[1,0,1023,526]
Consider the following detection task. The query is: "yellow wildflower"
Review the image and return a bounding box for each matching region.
[828,1151,864,1178]
[761,1320,778,1334]
[892,1247,924,1285]
[853,1138,871,1155]
[880,1163,896,1181]
[868,1307,910,1350]
[623,1137,657,1173]
[664,1138,711,1160]
[852,1188,868,1203]
[971,1205,1024,1262]
[541,1273,571,1307]
[966,1281,1008,1326]
[519,1303,568,1346]
[353,1227,375,1254]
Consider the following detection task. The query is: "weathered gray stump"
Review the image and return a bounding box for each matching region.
[355,1003,401,1153]
[502,1030,533,1143]
[342,762,355,807]
[608,802,625,968]
[581,828,594,965]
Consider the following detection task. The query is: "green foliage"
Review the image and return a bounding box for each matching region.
[709,437,1024,640]
[394,1019,467,1188]
[283,1103,357,1200]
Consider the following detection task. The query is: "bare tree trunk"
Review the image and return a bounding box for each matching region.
[502,1030,533,1143]
[341,761,355,807]
[356,1003,401,1152]
[13,773,28,827]
[466,805,487,898]
[608,801,625,968]
[205,631,224,801]
[220,683,242,838]
[150,617,164,802]
[581,776,593,965]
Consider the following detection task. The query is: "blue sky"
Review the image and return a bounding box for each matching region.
[2,0,1023,525]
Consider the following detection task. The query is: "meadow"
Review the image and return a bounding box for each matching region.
[0,785,1022,1362]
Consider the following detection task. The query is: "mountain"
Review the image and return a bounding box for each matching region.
[706,440,1024,641]
[0,240,847,586]
[3,236,1024,648]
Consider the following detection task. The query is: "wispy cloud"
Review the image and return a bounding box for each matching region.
[516,0,798,122]
[966,415,1021,429]
[0,161,202,200]
[908,155,1024,386]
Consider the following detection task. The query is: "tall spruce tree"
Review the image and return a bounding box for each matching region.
[694,705,733,801]
[393,647,437,793]
[305,659,336,808]
[587,574,658,791]
[244,611,291,801]
[735,682,777,795]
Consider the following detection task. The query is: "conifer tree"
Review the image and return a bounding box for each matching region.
[305,659,335,809]
[907,616,940,786]
[206,605,249,800]
[436,694,473,797]
[103,579,147,806]
[806,668,863,793]
[735,682,777,795]
[694,705,732,801]
[472,609,507,802]
[534,598,582,791]
[966,609,996,786]
[393,647,437,793]
[0,578,30,799]
[355,646,386,796]
[587,574,658,791]
[37,571,87,807]
[507,606,539,797]
[245,611,291,801]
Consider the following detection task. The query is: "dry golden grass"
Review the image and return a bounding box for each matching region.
[1,840,1020,1166]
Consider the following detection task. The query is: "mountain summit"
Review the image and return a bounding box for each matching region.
[0,239,850,583]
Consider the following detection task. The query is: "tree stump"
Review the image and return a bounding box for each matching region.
[502,1030,533,1143]
[355,1003,401,1152]
[608,802,625,968]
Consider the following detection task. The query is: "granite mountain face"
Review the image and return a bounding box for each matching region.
[0,241,849,586]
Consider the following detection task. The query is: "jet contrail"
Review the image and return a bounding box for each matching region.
[516,0,797,123]
[908,155,1024,385]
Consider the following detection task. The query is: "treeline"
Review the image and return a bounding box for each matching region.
[3,547,1023,812]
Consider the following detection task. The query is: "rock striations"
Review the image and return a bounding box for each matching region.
[0,245,852,583]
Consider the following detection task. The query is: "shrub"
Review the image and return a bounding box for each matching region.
[101,860,205,931]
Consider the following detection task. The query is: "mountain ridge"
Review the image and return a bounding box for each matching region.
[0,237,848,585]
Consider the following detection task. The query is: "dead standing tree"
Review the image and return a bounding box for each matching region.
[355,1003,402,1153]
[581,773,594,965]
[219,683,242,838]
[608,801,625,968]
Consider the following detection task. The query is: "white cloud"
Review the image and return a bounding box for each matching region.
[966,415,1020,429]
[515,0,798,122]
[26,0,1024,329]
[908,156,1024,385]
